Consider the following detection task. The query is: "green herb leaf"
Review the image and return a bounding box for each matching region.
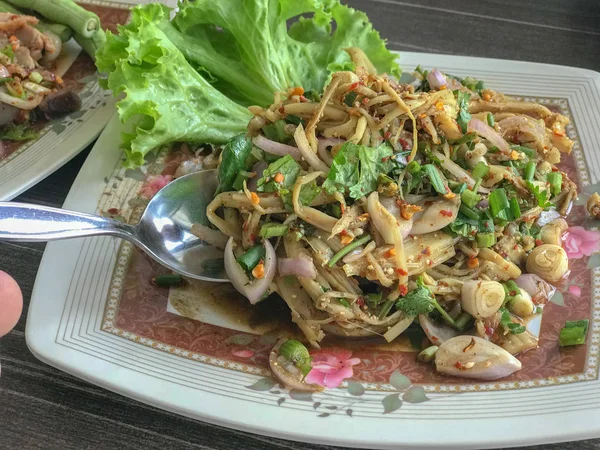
[323,142,394,199]
[0,123,40,141]
[455,90,472,133]
[526,181,553,210]
[395,285,436,317]
[257,154,320,209]
[262,120,289,143]
[216,134,254,193]
[499,307,526,334]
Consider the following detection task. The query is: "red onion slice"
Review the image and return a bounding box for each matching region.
[278,256,317,279]
[253,135,302,161]
[224,237,277,304]
[514,274,556,306]
[427,69,447,90]
[317,138,344,166]
[467,118,509,154]
[497,116,545,148]
[0,64,9,79]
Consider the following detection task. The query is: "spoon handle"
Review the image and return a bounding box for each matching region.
[0,202,135,242]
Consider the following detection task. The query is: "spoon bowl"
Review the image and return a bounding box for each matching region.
[0,169,229,282]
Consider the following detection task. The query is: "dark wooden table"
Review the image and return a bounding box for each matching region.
[1,0,599,448]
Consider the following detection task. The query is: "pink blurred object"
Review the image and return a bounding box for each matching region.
[562,226,600,259]
[568,285,582,298]
[139,174,173,200]
[0,270,23,338]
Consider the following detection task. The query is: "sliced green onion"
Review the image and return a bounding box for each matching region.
[488,188,510,218]
[366,292,383,308]
[547,172,563,196]
[237,245,266,272]
[486,113,495,127]
[151,274,186,287]
[559,319,589,347]
[461,188,480,209]
[472,177,482,193]
[455,312,473,331]
[328,234,372,268]
[476,232,496,248]
[509,197,521,219]
[460,204,480,220]
[377,299,395,319]
[232,170,254,191]
[449,132,477,146]
[479,218,495,233]
[452,182,468,194]
[407,160,421,175]
[259,223,289,238]
[503,280,521,300]
[278,339,312,376]
[423,164,448,195]
[511,144,536,158]
[28,71,43,84]
[524,161,536,181]
[471,161,489,179]
[417,345,439,363]
[339,298,351,308]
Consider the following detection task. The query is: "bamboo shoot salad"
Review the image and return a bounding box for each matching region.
[97,1,594,390]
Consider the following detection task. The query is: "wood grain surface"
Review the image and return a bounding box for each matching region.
[1,0,600,448]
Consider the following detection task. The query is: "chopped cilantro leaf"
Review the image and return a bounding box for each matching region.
[323,142,394,200]
[454,90,472,134]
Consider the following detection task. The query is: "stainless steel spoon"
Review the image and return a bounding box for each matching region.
[0,170,229,282]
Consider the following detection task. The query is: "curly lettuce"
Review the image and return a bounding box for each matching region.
[96,4,251,168]
[169,0,400,106]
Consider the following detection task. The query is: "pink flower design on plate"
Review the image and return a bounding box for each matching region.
[232,349,254,358]
[568,285,581,298]
[139,174,173,200]
[305,349,361,389]
[562,226,600,259]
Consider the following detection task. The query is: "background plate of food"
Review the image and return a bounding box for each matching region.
[0,0,174,200]
[25,1,600,448]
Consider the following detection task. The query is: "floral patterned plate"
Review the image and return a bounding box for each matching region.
[0,0,175,200]
[26,53,600,449]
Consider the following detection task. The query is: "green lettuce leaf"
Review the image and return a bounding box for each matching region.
[170,0,400,106]
[95,4,252,168]
[323,142,394,199]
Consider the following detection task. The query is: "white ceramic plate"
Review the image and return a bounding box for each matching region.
[0,0,177,201]
[26,53,600,449]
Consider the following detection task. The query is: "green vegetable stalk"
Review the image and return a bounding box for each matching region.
[96,4,251,168]
[6,0,100,37]
[74,29,106,61]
